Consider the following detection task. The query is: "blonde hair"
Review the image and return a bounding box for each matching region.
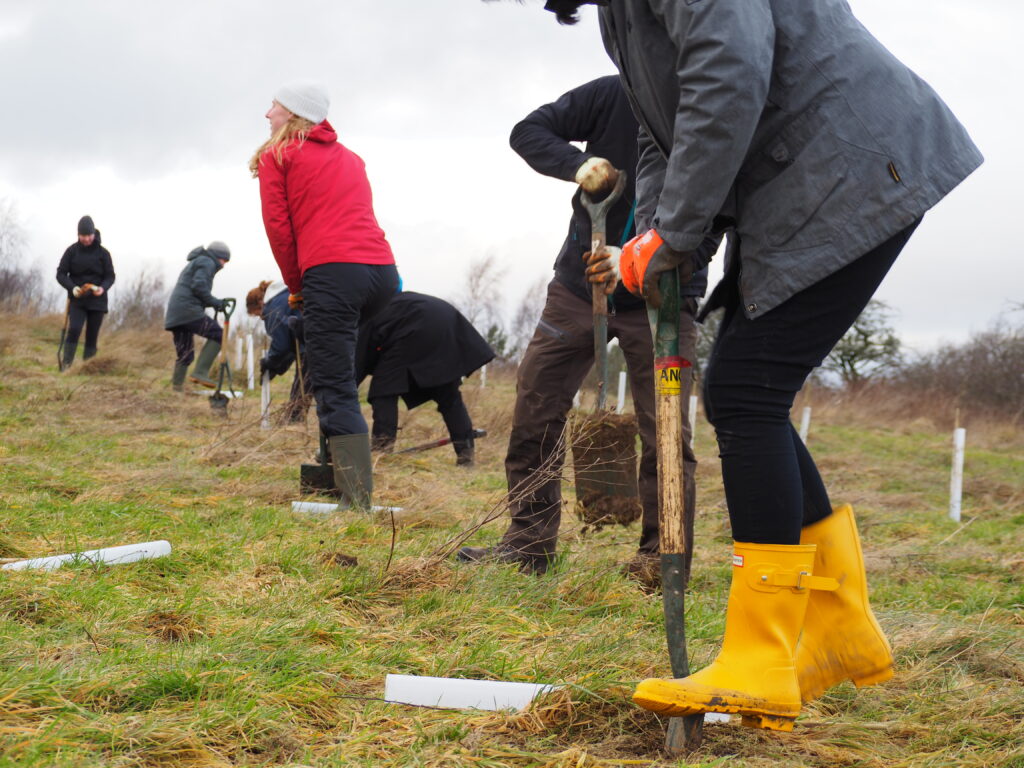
[248,113,315,178]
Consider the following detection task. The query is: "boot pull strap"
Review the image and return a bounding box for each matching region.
[751,568,839,592]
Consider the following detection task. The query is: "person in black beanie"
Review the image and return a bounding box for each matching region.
[55,215,115,370]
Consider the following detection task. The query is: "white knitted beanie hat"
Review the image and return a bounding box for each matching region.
[273,80,330,124]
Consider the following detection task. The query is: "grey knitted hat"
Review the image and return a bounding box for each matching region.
[207,241,231,261]
[273,80,330,124]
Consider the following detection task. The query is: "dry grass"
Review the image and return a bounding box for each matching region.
[1,312,1022,767]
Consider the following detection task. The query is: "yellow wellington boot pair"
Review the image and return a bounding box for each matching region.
[633,542,838,731]
[633,505,892,731]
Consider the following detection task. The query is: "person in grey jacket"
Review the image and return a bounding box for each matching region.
[537,0,983,732]
[164,241,234,390]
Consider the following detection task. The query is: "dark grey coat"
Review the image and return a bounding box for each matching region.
[599,0,983,318]
[164,246,225,329]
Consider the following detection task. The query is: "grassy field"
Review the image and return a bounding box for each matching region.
[1,313,1022,768]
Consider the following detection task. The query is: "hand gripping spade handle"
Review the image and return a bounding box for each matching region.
[580,170,627,410]
[648,268,703,754]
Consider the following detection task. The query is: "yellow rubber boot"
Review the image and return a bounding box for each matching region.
[797,504,893,702]
[633,542,836,732]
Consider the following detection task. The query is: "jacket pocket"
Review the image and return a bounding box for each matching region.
[737,126,861,252]
[536,318,568,343]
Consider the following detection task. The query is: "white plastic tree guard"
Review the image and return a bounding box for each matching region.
[384,674,556,711]
[688,394,698,447]
[246,335,255,390]
[480,364,487,389]
[949,427,966,522]
[233,336,244,369]
[291,501,403,515]
[260,371,271,430]
[616,370,628,414]
[798,406,812,442]
[1,540,172,571]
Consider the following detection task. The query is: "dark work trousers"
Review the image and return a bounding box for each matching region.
[169,316,223,366]
[302,262,399,437]
[500,279,697,560]
[66,305,105,356]
[703,220,920,545]
[370,380,474,452]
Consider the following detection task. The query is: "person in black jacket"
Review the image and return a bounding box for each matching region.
[457,76,718,579]
[246,279,312,423]
[55,215,115,370]
[164,242,233,390]
[356,291,494,466]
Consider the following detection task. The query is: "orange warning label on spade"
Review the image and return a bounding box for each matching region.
[655,356,686,396]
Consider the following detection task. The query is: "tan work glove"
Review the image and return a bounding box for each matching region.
[91,285,104,295]
[574,157,619,197]
[583,245,622,296]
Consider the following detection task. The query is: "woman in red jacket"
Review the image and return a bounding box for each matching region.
[250,80,399,509]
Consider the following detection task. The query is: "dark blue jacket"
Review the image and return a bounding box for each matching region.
[261,288,303,378]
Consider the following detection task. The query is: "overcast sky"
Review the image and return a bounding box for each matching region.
[1,0,1019,351]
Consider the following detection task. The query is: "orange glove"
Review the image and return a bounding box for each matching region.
[288,293,303,310]
[620,229,694,308]
[582,246,621,295]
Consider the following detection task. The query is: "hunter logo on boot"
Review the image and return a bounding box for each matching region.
[733,554,745,567]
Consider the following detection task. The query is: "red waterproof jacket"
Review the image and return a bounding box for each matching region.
[258,121,395,294]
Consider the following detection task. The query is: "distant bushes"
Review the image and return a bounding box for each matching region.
[892,317,1024,421]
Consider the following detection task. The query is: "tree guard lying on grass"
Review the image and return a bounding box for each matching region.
[1,540,171,571]
[384,674,558,711]
[571,411,641,529]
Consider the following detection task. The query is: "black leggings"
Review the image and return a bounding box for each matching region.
[66,305,105,351]
[703,221,919,544]
[370,380,474,446]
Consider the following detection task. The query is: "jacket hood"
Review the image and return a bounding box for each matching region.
[307,120,338,144]
[187,246,223,270]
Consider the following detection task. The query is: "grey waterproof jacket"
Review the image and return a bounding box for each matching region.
[164,246,225,329]
[599,0,983,318]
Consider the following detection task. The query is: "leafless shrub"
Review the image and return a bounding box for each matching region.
[0,198,52,314]
[108,266,168,331]
[507,275,549,363]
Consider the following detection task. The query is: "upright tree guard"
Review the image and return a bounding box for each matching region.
[649,268,702,753]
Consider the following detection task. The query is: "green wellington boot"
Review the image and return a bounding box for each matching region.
[171,362,189,392]
[327,433,373,511]
[188,340,221,388]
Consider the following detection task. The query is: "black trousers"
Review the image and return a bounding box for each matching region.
[703,220,920,544]
[66,305,105,352]
[370,380,474,451]
[169,316,223,366]
[302,262,399,437]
